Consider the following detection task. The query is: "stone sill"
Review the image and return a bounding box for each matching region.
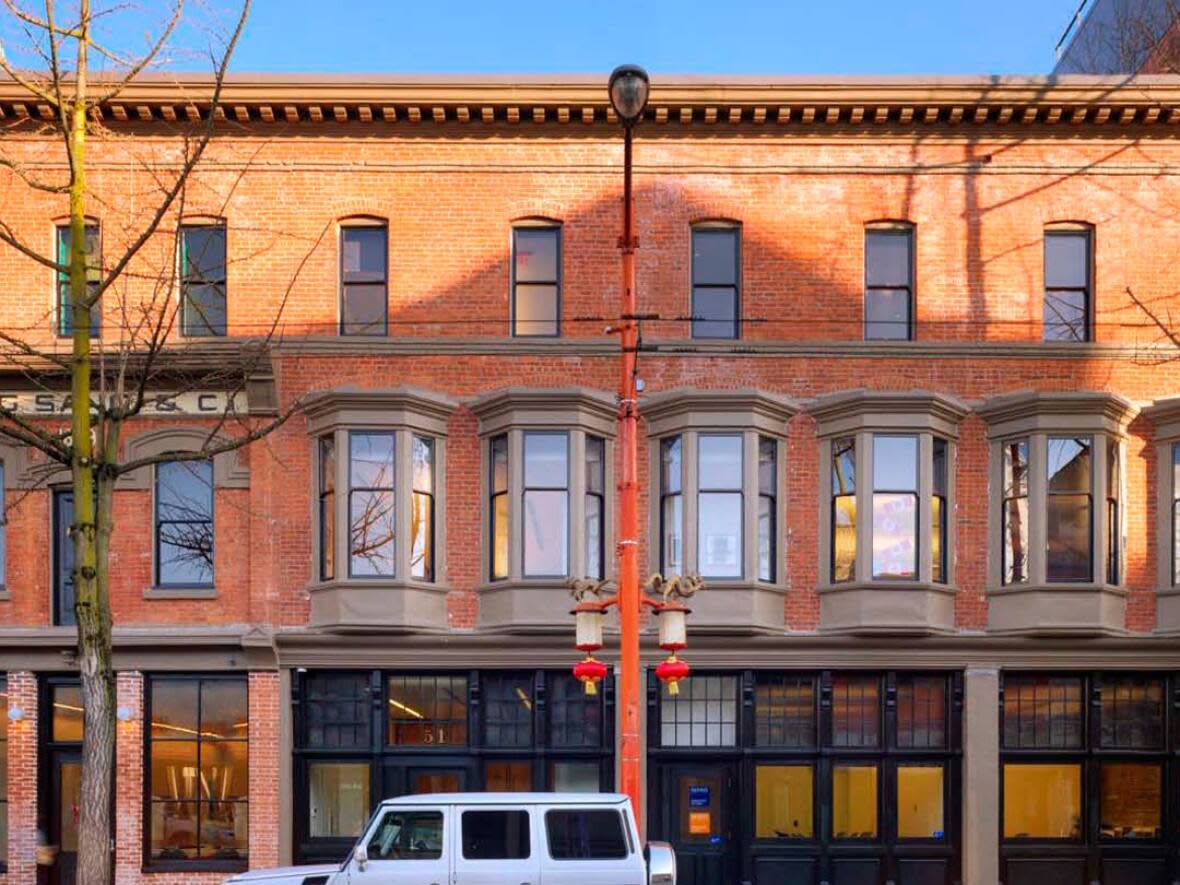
[143,586,218,600]
[817,581,957,636]
[308,579,449,633]
[988,583,1128,636]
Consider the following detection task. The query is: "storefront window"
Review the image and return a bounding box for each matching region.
[387,675,467,746]
[660,675,737,747]
[832,675,879,748]
[305,672,370,749]
[485,761,531,792]
[484,674,533,748]
[755,765,813,838]
[1002,675,1083,749]
[1100,763,1161,840]
[754,674,815,748]
[1003,763,1081,839]
[1099,676,1164,749]
[832,764,878,839]
[896,676,946,749]
[147,676,248,866]
[897,765,944,839]
[309,762,370,838]
[551,761,600,793]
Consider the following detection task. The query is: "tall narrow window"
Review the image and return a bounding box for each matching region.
[758,437,776,582]
[660,437,683,575]
[180,223,227,336]
[411,436,435,581]
[932,438,948,584]
[698,434,742,578]
[490,435,509,580]
[864,226,913,340]
[56,223,100,337]
[155,461,214,587]
[1002,439,1029,585]
[340,225,388,336]
[1046,436,1092,582]
[512,226,560,337]
[691,226,739,339]
[831,437,856,583]
[349,432,396,577]
[584,436,605,580]
[318,437,335,581]
[1043,228,1091,342]
[147,676,248,867]
[1106,440,1120,585]
[522,433,568,577]
[872,435,918,580]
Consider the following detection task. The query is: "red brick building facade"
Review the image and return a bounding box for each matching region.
[1,74,1179,885]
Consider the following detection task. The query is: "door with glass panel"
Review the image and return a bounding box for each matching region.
[52,489,76,626]
[40,679,86,885]
[661,763,738,885]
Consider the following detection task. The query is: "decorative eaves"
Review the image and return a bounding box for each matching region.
[3,74,1180,131]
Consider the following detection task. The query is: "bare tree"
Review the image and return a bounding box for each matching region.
[1058,0,1180,74]
[0,3,312,882]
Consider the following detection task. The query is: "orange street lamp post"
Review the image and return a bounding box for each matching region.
[568,66,696,837]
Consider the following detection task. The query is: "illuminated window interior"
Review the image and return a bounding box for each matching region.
[897,765,944,839]
[755,765,813,839]
[832,764,878,839]
[1003,763,1081,839]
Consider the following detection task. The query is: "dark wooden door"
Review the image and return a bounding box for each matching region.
[661,762,739,885]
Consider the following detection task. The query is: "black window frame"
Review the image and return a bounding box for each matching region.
[1043,226,1093,343]
[142,673,249,873]
[153,459,215,589]
[864,224,914,341]
[179,222,228,337]
[292,669,614,864]
[511,224,562,338]
[339,223,389,337]
[999,671,1171,869]
[690,224,741,340]
[56,221,101,338]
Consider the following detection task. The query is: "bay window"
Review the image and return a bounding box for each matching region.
[643,389,796,630]
[472,388,615,630]
[812,391,967,634]
[980,391,1132,634]
[305,387,455,631]
[1145,396,1180,633]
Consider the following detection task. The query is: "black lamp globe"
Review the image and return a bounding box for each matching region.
[608,64,650,125]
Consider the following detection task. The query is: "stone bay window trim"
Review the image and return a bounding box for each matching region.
[690,222,741,340]
[144,674,249,873]
[471,388,616,631]
[864,222,915,341]
[55,219,101,338]
[978,391,1134,636]
[511,222,562,338]
[1143,396,1180,634]
[811,390,968,636]
[291,669,614,864]
[999,672,1173,885]
[642,389,797,632]
[304,386,457,632]
[1042,223,1094,343]
[339,219,389,337]
[179,220,228,337]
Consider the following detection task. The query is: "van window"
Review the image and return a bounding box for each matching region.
[366,810,443,860]
[461,810,531,859]
[546,809,629,860]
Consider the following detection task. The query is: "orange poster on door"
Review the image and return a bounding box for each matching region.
[689,811,711,835]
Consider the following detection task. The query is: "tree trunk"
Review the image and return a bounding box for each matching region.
[68,5,116,883]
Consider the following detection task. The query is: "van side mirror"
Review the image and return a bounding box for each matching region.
[353,843,369,872]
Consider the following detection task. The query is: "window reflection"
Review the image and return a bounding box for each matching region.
[513,227,560,337]
[348,433,396,577]
[660,437,683,574]
[698,435,742,578]
[1002,439,1029,584]
[831,437,856,582]
[832,764,878,839]
[156,461,214,587]
[755,765,813,838]
[522,433,569,577]
[872,435,918,580]
[1003,763,1081,839]
[1100,762,1161,840]
[309,762,370,839]
[1046,436,1092,582]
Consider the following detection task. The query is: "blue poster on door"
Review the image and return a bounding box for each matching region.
[688,785,711,807]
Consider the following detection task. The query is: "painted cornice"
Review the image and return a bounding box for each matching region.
[5,74,1180,130]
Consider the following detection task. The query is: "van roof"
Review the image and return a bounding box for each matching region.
[380,792,630,807]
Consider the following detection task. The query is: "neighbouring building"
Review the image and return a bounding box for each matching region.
[1054,0,1180,74]
[1,73,1180,885]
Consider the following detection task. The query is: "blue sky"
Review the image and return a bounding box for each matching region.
[227,0,1082,75]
